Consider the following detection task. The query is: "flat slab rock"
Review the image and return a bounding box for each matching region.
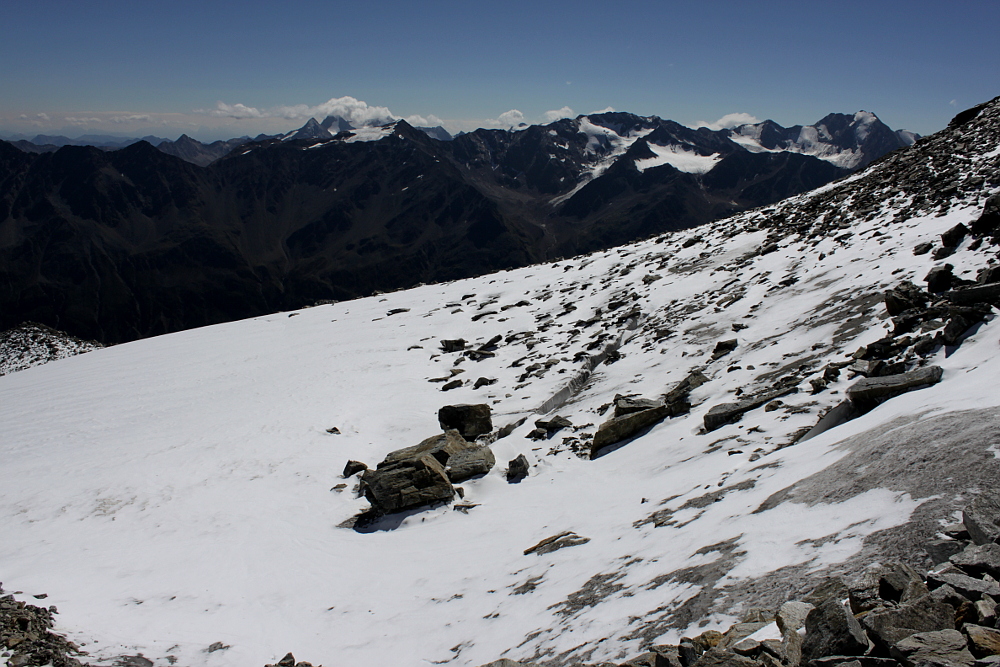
[847,366,943,410]
[891,629,975,667]
[704,385,799,432]
[591,402,671,456]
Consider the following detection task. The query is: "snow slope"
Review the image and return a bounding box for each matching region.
[2,100,999,667]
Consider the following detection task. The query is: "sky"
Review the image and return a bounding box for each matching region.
[2,0,998,142]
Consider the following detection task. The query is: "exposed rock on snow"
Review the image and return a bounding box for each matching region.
[0,321,102,376]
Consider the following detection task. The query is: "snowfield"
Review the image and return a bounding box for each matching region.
[2,102,1000,667]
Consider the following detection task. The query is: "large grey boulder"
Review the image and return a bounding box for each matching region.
[846,366,943,412]
[381,430,471,468]
[951,544,1000,579]
[801,598,868,662]
[438,404,493,439]
[964,493,1000,545]
[691,647,760,667]
[446,446,496,482]
[891,629,975,667]
[361,454,455,514]
[928,571,1000,600]
[591,402,671,457]
[862,594,956,649]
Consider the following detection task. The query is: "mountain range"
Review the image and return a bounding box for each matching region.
[0,96,998,667]
[0,110,916,345]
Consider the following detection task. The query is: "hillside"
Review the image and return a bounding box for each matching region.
[0,97,998,667]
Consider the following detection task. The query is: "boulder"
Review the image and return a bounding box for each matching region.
[965,493,1000,545]
[507,454,529,482]
[615,395,665,417]
[438,404,493,439]
[965,625,1000,658]
[591,403,671,457]
[862,594,956,649]
[970,194,1000,238]
[691,647,760,667]
[361,454,455,514]
[951,544,1000,579]
[943,283,1000,308]
[926,265,958,293]
[777,601,815,635]
[446,446,496,482]
[846,366,943,412]
[801,598,868,663]
[712,339,739,360]
[928,571,1000,600]
[441,339,467,352]
[941,223,970,248]
[885,281,930,316]
[533,415,573,438]
[704,385,799,432]
[380,430,471,468]
[891,629,974,667]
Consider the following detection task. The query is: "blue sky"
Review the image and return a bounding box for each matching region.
[2,0,997,141]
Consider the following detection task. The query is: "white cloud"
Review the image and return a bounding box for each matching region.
[64,116,101,124]
[543,106,575,122]
[403,113,444,127]
[695,112,760,130]
[201,102,265,119]
[199,96,397,127]
[37,113,50,121]
[110,114,151,123]
[949,99,957,107]
[589,106,616,114]
[496,109,525,128]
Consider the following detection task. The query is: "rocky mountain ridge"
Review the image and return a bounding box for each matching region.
[0,109,913,345]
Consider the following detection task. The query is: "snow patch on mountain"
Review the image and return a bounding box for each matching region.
[635,144,722,173]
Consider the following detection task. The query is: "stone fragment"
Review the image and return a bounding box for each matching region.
[691,647,760,667]
[718,622,769,650]
[474,376,497,389]
[704,385,799,431]
[523,531,590,556]
[846,366,943,412]
[497,417,527,439]
[342,460,368,477]
[914,242,934,256]
[591,403,670,456]
[712,339,739,360]
[441,339,467,352]
[442,379,463,391]
[438,404,493,439]
[965,494,1000,546]
[534,415,572,437]
[965,625,1000,658]
[801,598,868,662]
[615,395,665,417]
[891,629,975,667]
[476,660,543,667]
[507,454,529,482]
[943,283,1000,308]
